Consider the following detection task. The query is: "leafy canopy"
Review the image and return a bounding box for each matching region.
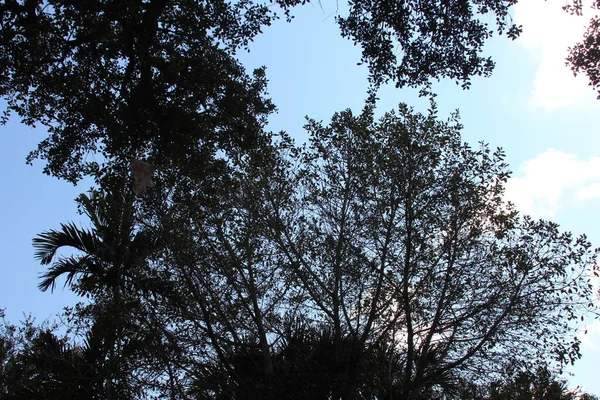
[0,0,525,184]
[44,102,596,398]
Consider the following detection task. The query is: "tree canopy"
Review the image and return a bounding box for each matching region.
[19,103,598,399]
[568,13,600,98]
[0,0,280,182]
[2,0,600,398]
[2,0,597,185]
[487,366,578,400]
[0,0,525,183]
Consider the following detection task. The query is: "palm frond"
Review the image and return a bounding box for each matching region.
[33,222,100,265]
[38,255,96,293]
[79,190,136,246]
[78,191,109,232]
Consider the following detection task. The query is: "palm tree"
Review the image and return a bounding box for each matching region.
[32,189,154,399]
[34,190,140,295]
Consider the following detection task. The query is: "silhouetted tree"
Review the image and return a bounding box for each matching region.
[486,364,578,400]
[124,103,598,399]
[0,0,531,187]
[0,0,277,184]
[260,102,598,399]
[32,189,170,398]
[567,5,600,99]
[0,310,106,399]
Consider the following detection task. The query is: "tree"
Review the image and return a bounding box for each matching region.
[567,9,600,99]
[484,364,593,400]
[258,102,598,398]
[5,0,597,398]
[0,0,529,186]
[106,102,598,399]
[488,366,575,400]
[0,0,278,184]
[32,189,172,398]
[2,330,105,400]
[440,364,599,400]
[581,394,600,400]
[2,0,598,190]
[337,0,522,92]
[0,310,108,399]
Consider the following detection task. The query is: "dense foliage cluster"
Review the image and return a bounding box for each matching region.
[568,15,600,98]
[0,0,524,183]
[565,0,600,98]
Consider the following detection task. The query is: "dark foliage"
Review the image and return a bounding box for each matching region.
[337,0,522,92]
[0,0,277,183]
[486,365,579,400]
[568,14,600,99]
[0,0,529,185]
[2,1,599,396]
[0,312,106,399]
[39,103,593,399]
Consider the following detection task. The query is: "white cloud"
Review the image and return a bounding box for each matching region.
[505,149,600,218]
[577,182,600,201]
[513,0,600,110]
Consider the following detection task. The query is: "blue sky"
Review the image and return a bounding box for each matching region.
[1,0,600,394]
